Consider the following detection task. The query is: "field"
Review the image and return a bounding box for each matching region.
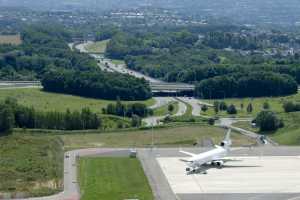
[58,125,255,149]
[111,59,125,65]
[0,135,63,198]
[84,40,109,54]
[0,88,155,113]
[202,92,300,118]
[0,34,22,45]
[79,157,154,200]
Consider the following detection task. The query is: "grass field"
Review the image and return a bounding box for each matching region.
[0,88,155,113]
[270,112,300,145]
[0,135,63,197]
[233,112,300,145]
[59,125,255,149]
[153,101,179,116]
[202,92,300,118]
[84,40,109,54]
[79,157,153,200]
[111,59,125,65]
[0,34,22,45]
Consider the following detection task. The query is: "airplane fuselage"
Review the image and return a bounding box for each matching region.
[188,147,227,168]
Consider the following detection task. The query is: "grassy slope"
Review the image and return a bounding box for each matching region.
[79,157,153,200]
[0,135,63,197]
[270,112,300,145]
[85,40,109,54]
[59,125,255,149]
[233,112,300,145]
[0,88,155,113]
[202,92,300,118]
[153,102,179,116]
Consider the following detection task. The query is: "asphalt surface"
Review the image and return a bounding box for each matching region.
[153,147,300,200]
[177,97,202,116]
[143,97,187,127]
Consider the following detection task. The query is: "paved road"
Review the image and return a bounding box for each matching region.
[74,42,92,53]
[143,97,187,127]
[75,42,163,83]
[177,97,202,116]
[217,117,277,146]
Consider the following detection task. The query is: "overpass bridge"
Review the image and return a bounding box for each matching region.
[150,82,195,95]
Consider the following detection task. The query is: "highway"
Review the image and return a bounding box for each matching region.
[0,81,42,89]
[75,42,195,93]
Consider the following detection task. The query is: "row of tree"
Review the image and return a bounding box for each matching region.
[0,98,101,133]
[103,99,152,117]
[41,68,152,100]
[196,72,298,99]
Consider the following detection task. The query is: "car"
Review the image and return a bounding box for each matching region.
[259,135,267,144]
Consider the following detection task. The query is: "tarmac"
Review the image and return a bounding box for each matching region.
[139,147,300,200]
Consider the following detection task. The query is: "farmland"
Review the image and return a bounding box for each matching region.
[0,34,22,45]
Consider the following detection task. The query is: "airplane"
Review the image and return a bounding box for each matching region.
[180,128,236,174]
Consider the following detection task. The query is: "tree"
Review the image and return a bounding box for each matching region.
[168,104,175,113]
[131,115,141,127]
[208,118,215,125]
[255,111,283,132]
[227,104,237,115]
[214,101,219,114]
[247,103,253,113]
[201,105,208,112]
[0,104,15,134]
[219,101,227,111]
[263,102,270,110]
[282,101,300,113]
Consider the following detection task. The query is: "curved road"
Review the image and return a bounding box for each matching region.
[143,97,187,127]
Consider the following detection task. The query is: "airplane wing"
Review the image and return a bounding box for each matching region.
[179,150,197,157]
[213,157,243,163]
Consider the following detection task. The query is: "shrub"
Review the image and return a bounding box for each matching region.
[283,101,300,113]
[208,118,215,125]
[247,103,253,113]
[255,111,283,132]
[227,104,237,115]
[201,105,208,112]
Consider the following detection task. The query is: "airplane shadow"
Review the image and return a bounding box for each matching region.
[187,164,261,175]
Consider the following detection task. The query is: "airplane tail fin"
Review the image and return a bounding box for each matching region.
[220,128,232,150]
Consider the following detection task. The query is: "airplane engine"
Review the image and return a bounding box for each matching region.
[212,160,224,167]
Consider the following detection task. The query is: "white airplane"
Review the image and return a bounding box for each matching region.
[180,128,235,174]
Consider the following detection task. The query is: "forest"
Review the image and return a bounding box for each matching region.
[0,25,152,100]
[104,27,300,98]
